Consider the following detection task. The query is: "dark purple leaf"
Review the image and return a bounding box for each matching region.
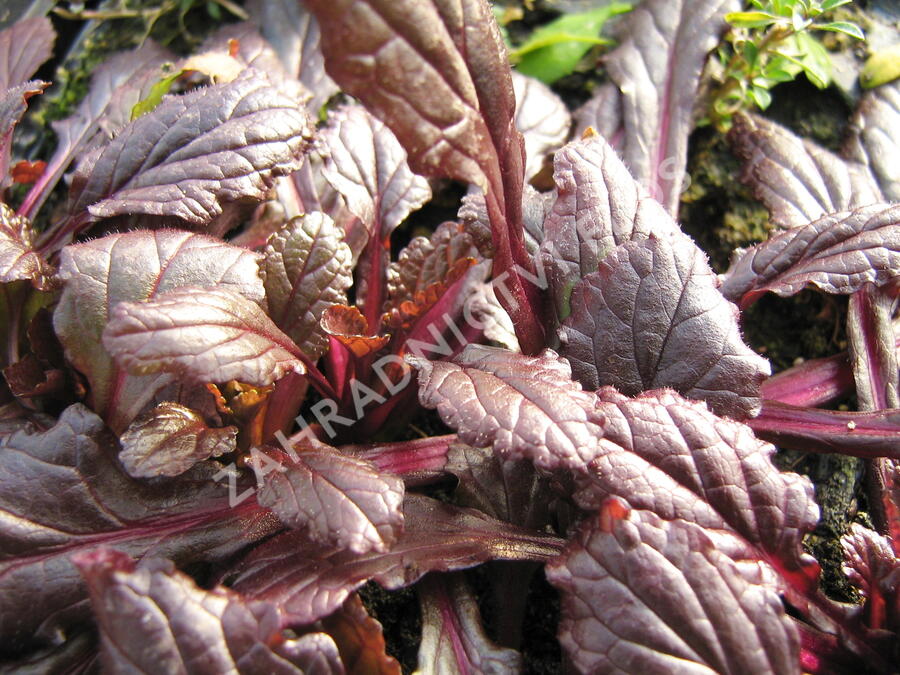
[574,388,821,584]
[749,400,900,460]
[118,402,237,478]
[256,446,404,555]
[601,0,739,215]
[562,236,769,419]
[0,203,44,285]
[546,499,801,674]
[227,494,564,625]
[540,133,682,320]
[512,71,570,180]
[0,404,280,648]
[68,70,313,227]
[102,286,305,387]
[841,523,899,609]
[306,0,543,353]
[760,350,856,408]
[74,549,344,674]
[246,0,339,114]
[728,113,883,229]
[54,230,264,433]
[844,80,900,201]
[847,283,899,411]
[416,574,522,674]
[0,17,54,90]
[721,204,900,308]
[0,80,48,182]
[261,213,353,360]
[408,345,607,471]
[19,41,173,221]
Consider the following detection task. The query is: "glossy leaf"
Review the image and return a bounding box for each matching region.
[416,574,522,674]
[0,17,54,90]
[562,236,769,419]
[228,494,564,626]
[54,230,264,433]
[546,500,801,674]
[75,549,344,674]
[602,0,740,215]
[844,80,900,201]
[0,80,47,181]
[118,402,237,478]
[68,70,313,227]
[319,594,401,675]
[0,405,279,647]
[261,213,353,360]
[409,345,607,471]
[256,446,404,555]
[0,203,43,285]
[728,113,882,228]
[103,286,305,387]
[721,204,900,308]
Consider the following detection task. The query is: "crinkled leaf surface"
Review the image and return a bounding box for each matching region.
[118,402,237,478]
[602,0,739,215]
[75,549,344,675]
[847,283,899,411]
[728,113,883,229]
[54,230,264,432]
[0,17,54,90]
[227,494,564,625]
[68,70,313,226]
[322,104,431,239]
[261,213,353,360]
[546,500,801,675]
[0,203,43,285]
[0,404,280,647]
[841,523,899,602]
[416,574,522,675]
[561,236,770,419]
[103,286,305,387]
[256,446,404,555]
[574,388,820,582]
[246,0,338,114]
[844,80,900,201]
[721,204,900,308]
[409,345,607,471]
[540,134,682,321]
[512,71,570,180]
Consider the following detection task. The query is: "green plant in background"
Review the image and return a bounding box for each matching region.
[496,2,631,84]
[711,0,865,129]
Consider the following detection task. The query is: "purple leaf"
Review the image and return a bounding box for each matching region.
[540,133,682,320]
[574,82,623,145]
[261,213,353,360]
[256,446,404,555]
[601,0,739,215]
[68,70,313,227]
[305,0,543,353]
[0,203,44,285]
[102,286,305,387]
[74,549,344,674]
[847,283,899,411]
[118,402,237,478]
[416,574,522,674]
[574,388,820,583]
[749,400,900,460]
[0,80,48,182]
[227,494,564,625]
[54,230,264,433]
[546,499,801,674]
[246,0,339,114]
[728,113,883,229]
[760,350,856,408]
[0,17,54,90]
[841,523,899,603]
[721,204,900,308]
[512,71,571,181]
[19,41,174,221]
[408,345,607,471]
[562,236,769,419]
[0,404,279,647]
[844,80,900,201]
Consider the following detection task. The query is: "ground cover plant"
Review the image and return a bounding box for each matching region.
[0,0,898,672]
